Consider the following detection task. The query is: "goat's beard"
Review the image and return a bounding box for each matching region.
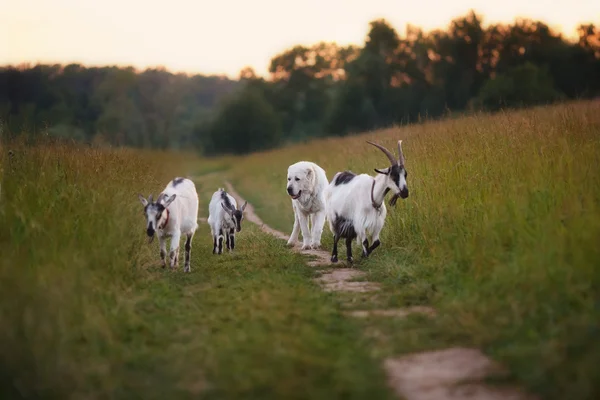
[389,193,400,206]
[148,234,155,244]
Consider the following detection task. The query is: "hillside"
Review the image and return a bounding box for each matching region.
[1,100,598,399]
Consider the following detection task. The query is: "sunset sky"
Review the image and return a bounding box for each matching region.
[2,0,598,78]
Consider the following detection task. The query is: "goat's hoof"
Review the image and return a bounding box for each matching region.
[331,255,338,263]
[184,266,191,273]
[286,241,295,247]
[311,242,321,249]
[301,244,311,250]
[347,257,354,264]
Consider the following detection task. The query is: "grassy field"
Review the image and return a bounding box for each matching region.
[0,139,393,399]
[1,99,598,400]
[224,100,600,400]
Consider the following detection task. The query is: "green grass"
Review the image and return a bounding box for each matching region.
[0,138,394,399]
[2,100,599,400]
[224,100,600,400]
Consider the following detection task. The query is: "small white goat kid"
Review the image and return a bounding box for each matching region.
[325,140,409,263]
[138,177,199,272]
[207,188,247,254]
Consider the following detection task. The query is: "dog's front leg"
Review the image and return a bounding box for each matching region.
[298,211,311,250]
[310,210,326,249]
[287,203,300,247]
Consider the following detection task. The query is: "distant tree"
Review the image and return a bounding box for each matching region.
[475,62,563,110]
[205,87,281,155]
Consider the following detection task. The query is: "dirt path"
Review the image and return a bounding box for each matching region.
[206,181,537,400]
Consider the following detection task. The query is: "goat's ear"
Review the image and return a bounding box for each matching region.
[221,202,233,215]
[138,194,148,206]
[240,201,247,212]
[163,194,176,208]
[374,167,390,175]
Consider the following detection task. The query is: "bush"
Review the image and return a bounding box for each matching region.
[475,62,563,111]
[205,88,281,155]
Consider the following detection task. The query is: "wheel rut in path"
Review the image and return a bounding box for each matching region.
[203,181,538,400]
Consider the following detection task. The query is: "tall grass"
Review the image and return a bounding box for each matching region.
[0,138,196,398]
[227,100,600,399]
[0,139,395,400]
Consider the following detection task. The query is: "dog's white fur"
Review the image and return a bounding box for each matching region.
[286,161,328,249]
[138,177,199,272]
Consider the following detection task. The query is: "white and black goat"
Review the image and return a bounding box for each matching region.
[138,177,199,272]
[325,140,409,263]
[207,188,247,254]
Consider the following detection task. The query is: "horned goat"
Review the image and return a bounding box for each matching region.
[138,177,199,272]
[207,188,247,254]
[325,140,409,263]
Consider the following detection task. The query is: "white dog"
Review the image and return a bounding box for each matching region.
[286,161,328,250]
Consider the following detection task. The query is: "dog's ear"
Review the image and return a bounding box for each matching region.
[307,167,316,186]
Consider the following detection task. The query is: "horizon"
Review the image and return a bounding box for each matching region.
[2,0,599,79]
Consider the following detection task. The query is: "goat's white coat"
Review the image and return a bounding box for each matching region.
[325,154,408,259]
[139,177,199,272]
[286,161,328,249]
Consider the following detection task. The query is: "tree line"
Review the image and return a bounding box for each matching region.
[2,11,599,154]
[0,65,239,149]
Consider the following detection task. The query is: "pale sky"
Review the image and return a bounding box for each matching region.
[1,0,598,78]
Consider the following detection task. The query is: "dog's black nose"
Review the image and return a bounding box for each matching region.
[287,187,294,195]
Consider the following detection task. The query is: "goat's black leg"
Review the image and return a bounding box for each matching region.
[225,231,230,250]
[184,233,192,272]
[212,235,217,254]
[159,235,167,267]
[346,237,354,263]
[218,229,224,254]
[229,228,235,251]
[331,234,340,263]
[362,239,369,257]
[367,239,381,256]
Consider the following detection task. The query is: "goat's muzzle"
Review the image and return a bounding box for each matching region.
[389,188,409,206]
[146,227,155,243]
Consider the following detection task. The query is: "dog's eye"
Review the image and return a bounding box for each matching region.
[295,178,300,181]
[287,178,291,181]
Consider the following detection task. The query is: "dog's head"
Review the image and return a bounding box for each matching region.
[286,162,315,200]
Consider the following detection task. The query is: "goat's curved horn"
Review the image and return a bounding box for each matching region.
[148,194,153,203]
[397,140,405,166]
[367,141,397,165]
